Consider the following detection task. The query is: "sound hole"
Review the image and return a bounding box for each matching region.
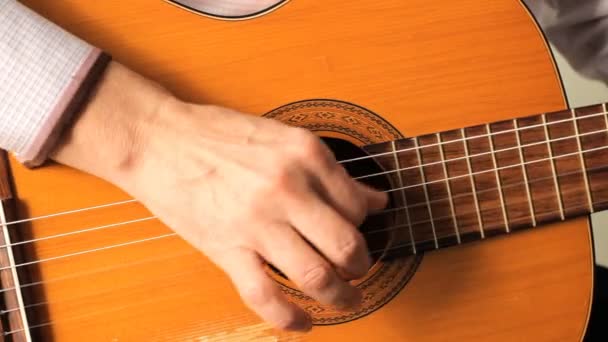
[323,138,393,263]
[269,137,394,279]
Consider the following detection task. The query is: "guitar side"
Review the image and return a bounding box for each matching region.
[4,0,595,340]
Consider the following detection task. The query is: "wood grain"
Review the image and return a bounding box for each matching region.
[5,0,593,340]
[0,151,13,201]
[0,151,28,341]
[363,103,608,254]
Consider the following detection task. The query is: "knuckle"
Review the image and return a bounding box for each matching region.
[241,283,275,308]
[252,164,296,199]
[292,129,326,160]
[335,233,364,265]
[301,264,333,291]
[267,166,297,196]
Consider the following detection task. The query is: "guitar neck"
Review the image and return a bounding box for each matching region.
[363,103,608,254]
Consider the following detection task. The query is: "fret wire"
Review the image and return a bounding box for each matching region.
[370,127,608,195]
[6,192,608,330]
[2,131,607,259]
[572,109,595,213]
[462,128,485,238]
[602,104,608,212]
[354,121,608,182]
[340,109,608,165]
[514,119,537,227]
[7,122,604,233]
[436,133,460,244]
[369,172,593,236]
[604,103,608,128]
[542,114,565,220]
[3,110,604,230]
[391,140,416,254]
[486,124,510,233]
[7,160,608,277]
[373,194,608,259]
[414,137,439,249]
[377,142,608,216]
[2,148,608,285]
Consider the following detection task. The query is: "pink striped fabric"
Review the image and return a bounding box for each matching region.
[0,1,107,166]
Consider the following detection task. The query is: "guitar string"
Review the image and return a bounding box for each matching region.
[365,130,608,216]
[1,196,603,337]
[2,282,257,338]
[338,110,607,164]
[0,248,197,296]
[0,117,598,332]
[2,271,299,340]
[0,164,602,330]
[353,125,606,181]
[0,127,604,254]
[5,297,288,338]
[5,300,300,340]
[0,182,590,317]
[363,167,593,236]
[0,216,165,256]
[0,216,157,251]
[367,196,597,257]
[0,160,605,306]
[0,135,605,268]
[380,137,608,195]
[0,252,201,315]
[0,111,604,228]
[0,199,137,228]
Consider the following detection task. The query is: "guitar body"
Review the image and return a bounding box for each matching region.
[3,0,593,340]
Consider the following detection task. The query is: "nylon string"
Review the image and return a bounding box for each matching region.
[1,111,608,335]
[0,110,605,228]
[2,195,605,337]
[0,161,606,319]
[0,126,606,254]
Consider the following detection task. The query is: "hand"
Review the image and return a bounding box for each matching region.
[50,62,388,331]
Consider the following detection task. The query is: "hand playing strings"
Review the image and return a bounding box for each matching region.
[49,62,388,332]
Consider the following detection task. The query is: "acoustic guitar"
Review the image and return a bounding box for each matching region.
[0,0,601,340]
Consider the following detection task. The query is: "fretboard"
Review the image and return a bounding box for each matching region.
[362,103,608,255]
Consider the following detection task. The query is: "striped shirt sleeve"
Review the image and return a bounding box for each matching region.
[0,1,110,167]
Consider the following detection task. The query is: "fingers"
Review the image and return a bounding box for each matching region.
[259,224,362,310]
[287,129,388,225]
[210,128,388,332]
[278,130,387,279]
[286,190,371,279]
[356,181,389,211]
[214,248,312,332]
[321,166,389,225]
[317,166,370,225]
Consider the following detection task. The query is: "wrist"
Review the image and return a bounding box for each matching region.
[49,61,172,189]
